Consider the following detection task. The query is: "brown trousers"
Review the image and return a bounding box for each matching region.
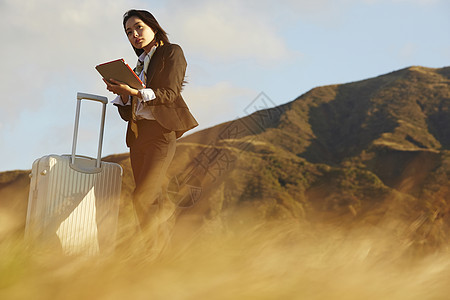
[129,120,176,229]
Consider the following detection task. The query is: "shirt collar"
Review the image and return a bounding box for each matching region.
[138,44,158,63]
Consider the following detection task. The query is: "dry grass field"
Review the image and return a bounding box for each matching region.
[1,209,449,300]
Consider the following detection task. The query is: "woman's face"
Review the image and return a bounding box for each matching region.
[125,16,156,53]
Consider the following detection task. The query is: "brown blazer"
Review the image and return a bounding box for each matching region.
[116,43,198,146]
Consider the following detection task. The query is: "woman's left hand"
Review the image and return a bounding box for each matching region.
[103,78,138,97]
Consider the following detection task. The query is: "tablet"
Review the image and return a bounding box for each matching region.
[95,59,145,90]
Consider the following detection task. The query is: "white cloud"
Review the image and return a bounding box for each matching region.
[398,42,417,60]
[182,81,256,130]
[162,0,298,63]
[362,0,443,4]
[0,0,140,124]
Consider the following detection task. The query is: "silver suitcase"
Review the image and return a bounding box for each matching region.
[25,93,122,255]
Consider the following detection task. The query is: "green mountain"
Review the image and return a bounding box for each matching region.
[1,66,449,249]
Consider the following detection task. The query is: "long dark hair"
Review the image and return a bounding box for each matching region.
[123,9,170,56]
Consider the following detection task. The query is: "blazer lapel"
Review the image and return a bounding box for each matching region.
[145,46,163,86]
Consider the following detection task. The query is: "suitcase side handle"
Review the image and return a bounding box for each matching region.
[71,93,108,170]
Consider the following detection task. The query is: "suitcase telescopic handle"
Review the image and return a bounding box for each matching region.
[71,92,109,169]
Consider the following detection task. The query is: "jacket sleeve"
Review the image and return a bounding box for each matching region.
[114,103,132,122]
[148,44,187,107]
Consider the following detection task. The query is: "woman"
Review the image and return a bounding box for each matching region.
[104,9,198,230]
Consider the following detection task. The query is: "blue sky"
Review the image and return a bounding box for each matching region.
[0,0,449,172]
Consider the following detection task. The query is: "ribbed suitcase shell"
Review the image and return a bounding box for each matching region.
[25,93,122,256]
[26,155,122,255]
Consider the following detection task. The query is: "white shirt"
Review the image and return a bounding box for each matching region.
[111,46,157,120]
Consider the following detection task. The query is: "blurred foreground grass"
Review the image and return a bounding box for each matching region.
[1,214,449,300]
